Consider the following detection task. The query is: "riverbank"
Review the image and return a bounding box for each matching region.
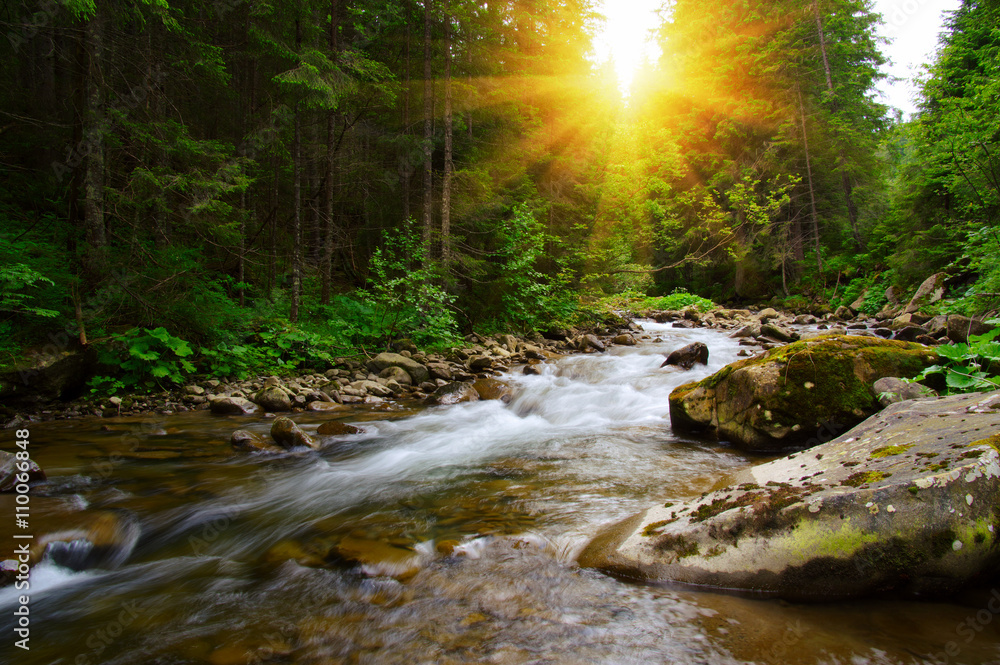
[6,298,994,428]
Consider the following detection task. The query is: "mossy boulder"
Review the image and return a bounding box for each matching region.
[581,390,1000,600]
[668,335,938,452]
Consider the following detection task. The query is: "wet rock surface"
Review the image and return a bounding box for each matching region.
[582,390,1000,599]
[662,342,710,370]
[270,416,319,450]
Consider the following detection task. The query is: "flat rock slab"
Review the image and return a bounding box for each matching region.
[581,390,1000,600]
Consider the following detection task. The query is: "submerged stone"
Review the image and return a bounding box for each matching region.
[581,390,1000,600]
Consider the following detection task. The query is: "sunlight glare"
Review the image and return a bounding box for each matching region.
[595,0,662,96]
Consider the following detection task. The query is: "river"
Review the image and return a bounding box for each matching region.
[2,321,999,664]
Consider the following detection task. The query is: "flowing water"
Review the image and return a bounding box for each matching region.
[2,322,1000,664]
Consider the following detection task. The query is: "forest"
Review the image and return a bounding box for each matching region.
[1,0,998,389]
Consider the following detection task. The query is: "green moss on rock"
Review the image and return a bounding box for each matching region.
[669,335,939,452]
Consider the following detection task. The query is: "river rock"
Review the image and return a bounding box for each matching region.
[473,378,514,403]
[758,308,779,322]
[33,510,140,571]
[669,335,939,452]
[729,324,760,339]
[331,536,422,579]
[893,325,929,342]
[306,401,348,413]
[391,338,419,354]
[661,342,710,370]
[523,345,547,360]
[350,379,393,398]
[0,450,45,491]
[947,315,997,344]
[581,334,606,352]
[367,352,429,384]
[270,417,319,450]
[231,429,284,453]
[210,396,260,416]
[427,382,480,405]
[833,305,855,321]
[580,390,1000,600]
[379,366,413,385]
[426,362,454,381]
[254,384,293,412]
[873,377,938,406]
[760,323,797,343]
[613,334,637,346]
[316,421,361,435]
[905,272,948,313]
[467,355,494,372]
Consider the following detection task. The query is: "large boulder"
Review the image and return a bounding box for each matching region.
[581,390,1000,600]
[367,352,429,384]
[669,335,939,452]
[904,272,948,314]
[0,346,97,404]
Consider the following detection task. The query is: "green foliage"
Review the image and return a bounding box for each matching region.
[363,221,459,346]
[489,204,578,331]
[594,287,716,314]
[95,327,196,390]
[649,289,716,312]
[910,329,1000,394]
[830,269,895,316]
[0,263,59,319]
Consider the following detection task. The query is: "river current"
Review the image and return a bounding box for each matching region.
[2,322,1000,664]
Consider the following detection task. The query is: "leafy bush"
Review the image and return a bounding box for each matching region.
[363,220,459,346]
[591,287,716,315]
[650,288,716,312]
[92,327,196,392]
[910,328,1000,394]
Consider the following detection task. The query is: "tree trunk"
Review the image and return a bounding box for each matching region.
[322,0,340,305]
[401,1,412,223]
[422,0,434,254]
[290,18,303,322]
[441,4,453,268]
[797,86,822,274]
[83,10,106,276]
[813,0,865,252]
